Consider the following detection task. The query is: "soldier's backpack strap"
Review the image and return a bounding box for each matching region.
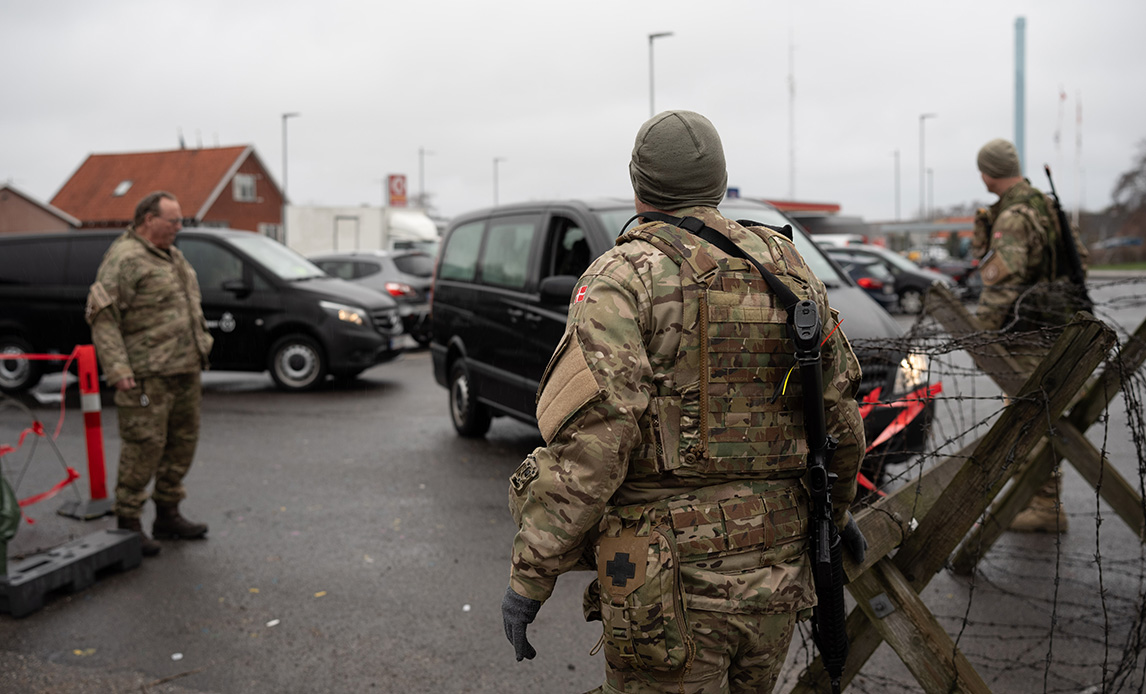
[620,218,720,285]
[632,212,801,314]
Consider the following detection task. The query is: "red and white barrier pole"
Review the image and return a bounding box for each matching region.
[78,346,108,501]
[57,345,113,520]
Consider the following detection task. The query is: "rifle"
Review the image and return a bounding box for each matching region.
[793,300,848,694]
[1044,164,1093,311]
[634,211,851,691]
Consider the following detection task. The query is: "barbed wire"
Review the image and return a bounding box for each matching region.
[781,277,1146,692]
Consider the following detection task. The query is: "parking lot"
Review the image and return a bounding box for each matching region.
[2,277,1146,693]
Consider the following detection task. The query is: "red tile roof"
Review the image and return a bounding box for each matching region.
[51,146,251,224]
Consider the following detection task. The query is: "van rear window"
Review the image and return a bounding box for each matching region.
[480,216,537,289]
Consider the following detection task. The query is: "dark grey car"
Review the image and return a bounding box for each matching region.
[825,244,955,314]
[311,250,435,346]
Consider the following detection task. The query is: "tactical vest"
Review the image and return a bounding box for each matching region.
[620,221,813,481]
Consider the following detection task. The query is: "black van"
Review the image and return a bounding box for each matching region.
[0,229,402,393]
[429,198,937,481]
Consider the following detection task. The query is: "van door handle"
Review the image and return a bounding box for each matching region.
[522,313,542,324]
[506,308,524,322]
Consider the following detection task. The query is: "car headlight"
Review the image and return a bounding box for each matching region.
[319,300,368,327]
[893,352,929,394]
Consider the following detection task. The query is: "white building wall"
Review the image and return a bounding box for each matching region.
[285,205,439,257]
[286,205,386,257]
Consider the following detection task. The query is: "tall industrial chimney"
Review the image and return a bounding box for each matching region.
[1015,17,1026,174]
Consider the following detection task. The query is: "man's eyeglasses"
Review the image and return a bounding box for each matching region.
[154,215,182,226]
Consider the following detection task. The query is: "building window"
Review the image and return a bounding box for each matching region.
[113,180,133,197]
[258,223,282,242]
[233,174,256,202]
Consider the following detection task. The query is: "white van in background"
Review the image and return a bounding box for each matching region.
[809,233,866,248]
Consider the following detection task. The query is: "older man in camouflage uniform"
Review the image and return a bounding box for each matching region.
[502,111,866,693]
[973,138,1089,533]
[86,191,213,556]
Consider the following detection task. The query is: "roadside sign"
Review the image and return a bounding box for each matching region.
[388,174,407,207]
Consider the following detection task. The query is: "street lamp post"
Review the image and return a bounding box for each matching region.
[418,147,434,210]
[927,168,934,221]
[281,112,300,244]
[493,157,505,206]
[648,32,673,118]
[893,149,901,221]
[919,112,936,221]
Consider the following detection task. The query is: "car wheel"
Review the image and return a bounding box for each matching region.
[268,334,328,392]
[899,288,924,315]
[449,360,491,437]
[0,336,42,393]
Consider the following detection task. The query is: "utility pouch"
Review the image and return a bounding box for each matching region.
[596,520,694,672]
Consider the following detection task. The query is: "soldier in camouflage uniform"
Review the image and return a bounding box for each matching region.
[973,139,1089,533]
[501,111,867,693]
[86,191,214,556]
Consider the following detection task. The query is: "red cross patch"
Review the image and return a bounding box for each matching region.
[575,285,588,303]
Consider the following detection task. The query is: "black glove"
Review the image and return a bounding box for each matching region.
[841,512,867,564]
[501,586,542,661]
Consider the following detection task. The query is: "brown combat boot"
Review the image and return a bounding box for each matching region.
[116,516,161,556]
[1010,476,1068,534]
[152,502,209,540]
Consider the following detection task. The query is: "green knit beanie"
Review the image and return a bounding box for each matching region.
[977,138,1022,178]
[630,110,727,210]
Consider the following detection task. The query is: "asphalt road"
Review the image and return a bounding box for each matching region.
[2,275,1145,693]
[1,348,608,693]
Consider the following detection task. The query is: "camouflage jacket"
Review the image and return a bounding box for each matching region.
[976,180,1088,331]
[508,207,863,614]
[86,228,213,384]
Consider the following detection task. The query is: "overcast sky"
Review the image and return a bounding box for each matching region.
[3,0,1144,224]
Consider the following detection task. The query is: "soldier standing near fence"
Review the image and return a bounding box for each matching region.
[501,111,867,693]
[86,191,213,556]
[973,138,1090,533]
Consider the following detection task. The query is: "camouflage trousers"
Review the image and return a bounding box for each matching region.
[590,608,797,694]
[113,372,201,518]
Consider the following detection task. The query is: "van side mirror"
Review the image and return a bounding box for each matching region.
[538,275,579,304]
[222,278,252,298]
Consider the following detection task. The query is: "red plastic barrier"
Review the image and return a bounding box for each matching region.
[18,467,80,508]
[1,346,110,514]
[865,382,943,453]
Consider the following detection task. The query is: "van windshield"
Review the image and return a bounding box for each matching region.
[226,234,327,280]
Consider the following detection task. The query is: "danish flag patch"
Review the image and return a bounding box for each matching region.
[574,285,588,303]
